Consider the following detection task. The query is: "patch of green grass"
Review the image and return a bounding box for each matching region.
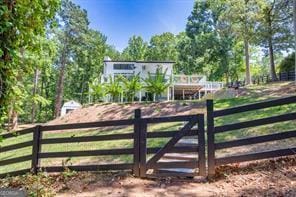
[0,121,183,174]
[1,83,295,175]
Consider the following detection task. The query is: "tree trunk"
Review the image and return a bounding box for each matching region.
[267,15,277,81]
[268,37,277,81]
[11,110,18,130]
[244,0,251,85]
[31,69,40,123]
[54,55,66,118]
[244,38,251,85]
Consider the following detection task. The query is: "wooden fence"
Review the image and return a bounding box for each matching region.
[252,70,295,85]
[207,96,296,177]
[1,96,296,178]
[0,110,206,178]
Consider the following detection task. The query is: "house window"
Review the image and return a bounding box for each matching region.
[113,64,135,70]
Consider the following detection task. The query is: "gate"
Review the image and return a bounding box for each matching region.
[133,109,206,178]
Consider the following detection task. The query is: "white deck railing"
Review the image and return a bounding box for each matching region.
[173,75,206,85]
[199,81,224,91]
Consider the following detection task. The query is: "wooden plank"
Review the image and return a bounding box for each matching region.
[214,96,296,117]
[162,154,197,161]
[147,130,198,138]
[0,169,32,178]
[41,119,134,131]
[139,122,147,178]
[0,141,33,153]
[0,155,32,166]
[146,172,196,178]
[215,147,296,165]
[31,125,42,174]
[0,127,34,140]
[206,100,215,177]
[215,130,296,150]
[41,163,133,172]
[147,146,199,154]
[41,133,134,144]
[143,114,196,124]
[133,109,141,177]
[197,114,206,176]
[148,161,198,169]
[215,112,296,133]
[146,118,197,167]
[39,148,134,158]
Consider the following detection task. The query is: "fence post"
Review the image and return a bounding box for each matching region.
[31,125,42,174]
[197,114,206,177]
[287,71,290,80]
[206,100,215,178]
[133,109,141,177]
[139,120,147,178]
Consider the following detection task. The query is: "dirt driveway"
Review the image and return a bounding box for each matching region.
[55,156,296,197]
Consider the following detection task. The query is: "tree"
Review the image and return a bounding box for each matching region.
[121,36,147,60]
[105,76,123,102]
[143,68,171,101]
[89,78,106,102]
[222,0,258,84]
[53,0,89,117]
[181,0,218,76]
[279,53,295,72]
[66,29,107,104]
[177,0,239,83]
[0,0,60,129]
[256,0,293,81]
[119,74,142,102]
[106,45,121,60]
[146,33,177,61]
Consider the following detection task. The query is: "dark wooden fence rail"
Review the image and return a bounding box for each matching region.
[0,111,206,178]
[207,95,296,177]
[1,95,296,178]
[0,127,35,177]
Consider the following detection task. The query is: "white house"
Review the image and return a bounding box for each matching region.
[102,57,223,101]
[61,100,81,116]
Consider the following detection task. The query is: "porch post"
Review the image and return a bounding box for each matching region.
[172,86,175,101]
[167,87,170,101]
[182,89,185,100]
[139,91,142,102]
[198,90,201,100]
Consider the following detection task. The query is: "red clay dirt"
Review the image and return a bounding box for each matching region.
[47,102,206,126]
[53,156,296,197]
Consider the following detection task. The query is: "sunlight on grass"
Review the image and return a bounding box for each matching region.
[1,83,295,175]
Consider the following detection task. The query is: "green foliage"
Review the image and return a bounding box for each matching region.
[176,0,241,82]
[105,76,123,102]
[279,53,295,73]
[119,74,142,102]
[146,32,177,61]
[0,0,60,127]
[121,36,148,60]
[89,78,106,102]
[143,68,171,101]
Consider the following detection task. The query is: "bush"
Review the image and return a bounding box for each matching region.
[279,53,295,72]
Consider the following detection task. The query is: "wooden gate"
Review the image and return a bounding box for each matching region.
[133,110,206,178]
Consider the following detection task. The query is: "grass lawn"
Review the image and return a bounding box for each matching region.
[1,82,296,175]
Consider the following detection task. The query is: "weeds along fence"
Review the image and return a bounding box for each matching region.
[0,111,205,178]
[207,96,296,177]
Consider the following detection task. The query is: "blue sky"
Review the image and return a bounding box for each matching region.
[73,0,194,51]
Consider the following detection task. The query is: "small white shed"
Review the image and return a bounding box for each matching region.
[61,100,81,116]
